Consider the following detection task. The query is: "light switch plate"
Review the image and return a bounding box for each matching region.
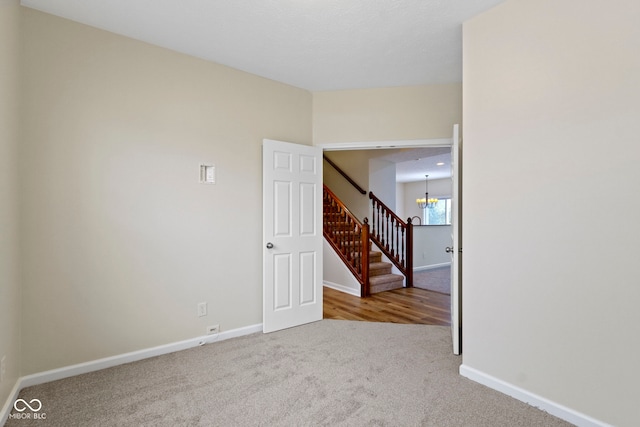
[197,302,207,317]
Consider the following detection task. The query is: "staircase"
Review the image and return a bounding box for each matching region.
[368,250,405,294]
[323,185,404,296]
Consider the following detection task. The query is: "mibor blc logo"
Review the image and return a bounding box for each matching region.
[9,398,47,420]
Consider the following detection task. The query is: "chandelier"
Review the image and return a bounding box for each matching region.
[416,175,438,209]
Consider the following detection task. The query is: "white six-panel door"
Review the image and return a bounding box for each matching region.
[263,139,323,333]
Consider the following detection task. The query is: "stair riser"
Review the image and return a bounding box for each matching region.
[369,262,392,276]
[370,279,404,294]
[370,269,392,277]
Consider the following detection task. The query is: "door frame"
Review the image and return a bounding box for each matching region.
[317,138,452,152]
[319,133,461,353]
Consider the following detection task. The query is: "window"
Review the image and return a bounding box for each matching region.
[423,198,451,225]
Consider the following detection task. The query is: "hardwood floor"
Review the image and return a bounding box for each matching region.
[323,286,451,326]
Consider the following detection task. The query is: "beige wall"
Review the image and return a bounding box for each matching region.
[323,151,372,220]
[313,84,461,144]
[0,0,21,406]
[462,0,640,425]
[368,158,396,211]
[20,9,312,374]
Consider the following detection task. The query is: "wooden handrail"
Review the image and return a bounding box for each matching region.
[323,185,370,296]
[368,191,413,287]
[323,155,367,195]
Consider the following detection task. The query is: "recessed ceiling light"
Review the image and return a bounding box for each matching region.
[436,162,445,166]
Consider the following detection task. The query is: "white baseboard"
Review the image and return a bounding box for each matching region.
[459,364,612,427]
[1,379,22,427]
[323,281,361,297]
[1,323,262,425]
[414,262,451,272]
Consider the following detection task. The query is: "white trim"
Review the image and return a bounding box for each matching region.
[323,282,361,297]
[414,262,451,272]
[459,364,612,427]
[317,138,452,151]
[0,378,22,426]
[21,323,262,388]
[1,323,262,424]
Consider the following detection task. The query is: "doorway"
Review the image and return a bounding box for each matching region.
[319,131,460,341]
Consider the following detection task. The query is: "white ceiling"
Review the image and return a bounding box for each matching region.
[395,153,452,183]
[373,147,451,182]
[20,0,506,91]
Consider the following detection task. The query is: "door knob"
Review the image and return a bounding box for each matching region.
[445,246,453,253]
[266,242,274,249]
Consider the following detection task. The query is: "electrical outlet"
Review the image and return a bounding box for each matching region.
[1,355,6,383]
[206,324,220,335]
[197,302,207,317]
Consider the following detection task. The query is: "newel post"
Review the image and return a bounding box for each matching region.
[406,217,413,287]
[362,218,370,297]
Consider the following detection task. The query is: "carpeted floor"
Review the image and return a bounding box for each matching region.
[413,267,451,294]
[7,320,572,426]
